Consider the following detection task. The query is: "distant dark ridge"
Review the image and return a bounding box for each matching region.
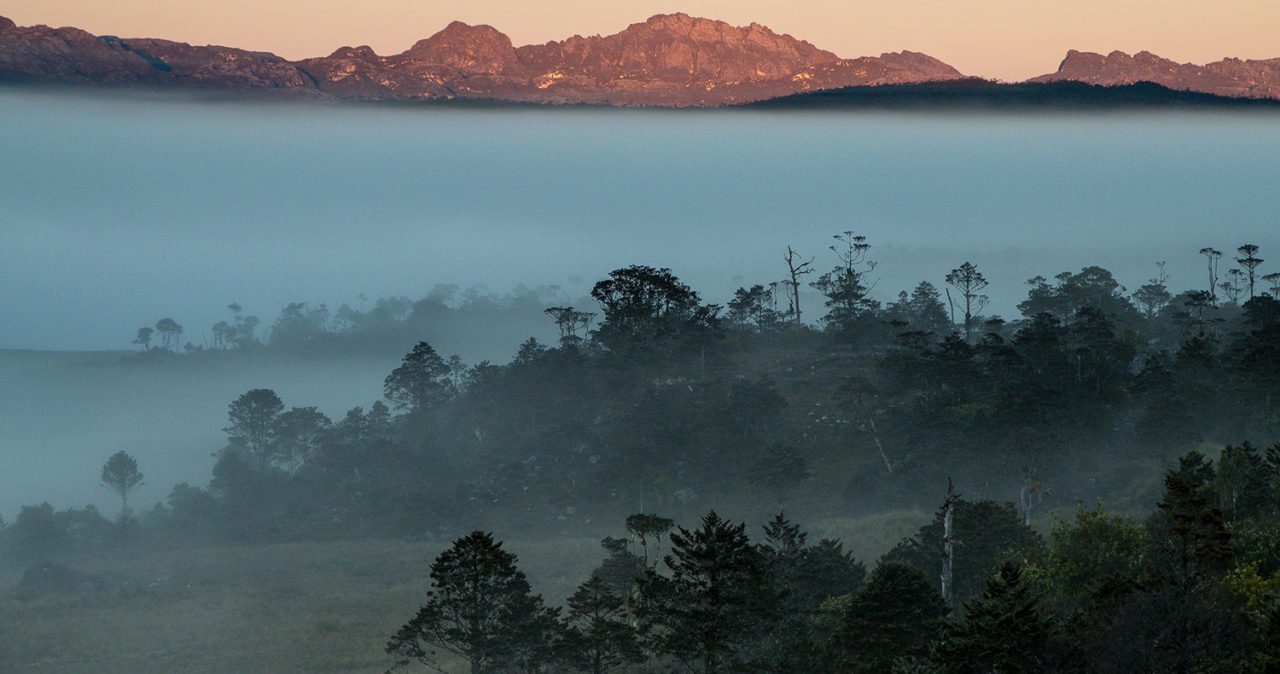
[745,78,1280,111]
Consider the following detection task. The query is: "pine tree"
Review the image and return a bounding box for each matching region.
[386,531,558,673]
[931,562,1069,673]
[383,341,453,411]
[834,562,946,673]
[560,574,644,674]
[756,514,866,672]
[637,511,767,673]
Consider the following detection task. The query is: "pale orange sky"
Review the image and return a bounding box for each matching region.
[2,0,1276,81]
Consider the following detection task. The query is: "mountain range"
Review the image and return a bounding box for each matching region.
[2,13,1278,107]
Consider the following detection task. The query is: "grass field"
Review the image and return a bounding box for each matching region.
[0,508,929,673]
[0,537,604,673]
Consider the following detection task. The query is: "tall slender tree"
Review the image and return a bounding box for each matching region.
[783,246,815,327]
[1237,244,1264,300]
[946,262,990,343]
[1200,247,1224,304]
[101,450,144,525]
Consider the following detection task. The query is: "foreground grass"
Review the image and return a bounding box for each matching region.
[0,537,603,673]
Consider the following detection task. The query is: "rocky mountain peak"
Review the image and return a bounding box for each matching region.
[327,45,379,60]
[405,21,517,74]
[0,16,15,32]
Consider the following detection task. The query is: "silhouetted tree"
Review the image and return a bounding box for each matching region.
[1132,262,1173,318]
[832,562,946,673]
[271,406,331,472]
[560,575,644,674]
[384,341,453,411]
[1201,247,1224,304]
[783,246,815,327]
[590,265,720,355]
[154,317,183,351]
[1237,244,1264,300]
[727,284,779,331]
[387,531,558,673]
[224,388,284,469]
[132,326,153,351]
[811,231,878,333]
[100,451,144,525]
[637,511,767,673]
[946,262,989,343]
[931,562,1073,673]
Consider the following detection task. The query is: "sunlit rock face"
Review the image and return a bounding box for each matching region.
[1032,49,1280,100]
[0,13,964,105]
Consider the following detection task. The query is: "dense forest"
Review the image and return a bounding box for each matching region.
[4,234,1279,672]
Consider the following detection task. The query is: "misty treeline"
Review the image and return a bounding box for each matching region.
[128,285,567,357]
[2,233,1278,669]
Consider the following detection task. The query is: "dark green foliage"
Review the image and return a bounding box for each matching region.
[756,514,866,672]
[637,511,767,673]
[930,562,1074,674]
[589,265,721,357]
[2,503,111,561]
[747,444,809,507]
[886,281,953,338]
[1150,451,1234,581]
[386,531,559,673]
[270,406,331,472]
[223,388,284,468]
[832,562,947,673]
[559,575,644,674]
[1045,506,1148,603]
[592,537,646,595]
[727,284,780,331]
[1215,442,1272,522]
[383,341,453,411]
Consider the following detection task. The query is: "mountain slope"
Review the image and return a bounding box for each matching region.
[1032,50,1280,100]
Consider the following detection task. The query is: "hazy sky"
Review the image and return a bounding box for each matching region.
[2,0,1277,81]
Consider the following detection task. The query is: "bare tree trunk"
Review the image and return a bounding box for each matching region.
[941,480,959,609]
[867,415,893,474]
[784,247,814,328]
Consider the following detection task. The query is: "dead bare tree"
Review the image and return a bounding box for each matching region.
[783,246,814,328]
[1018,467,1043,526]
[1200,247,1223,304]
[839,375,893,474]
[940,479,961,609]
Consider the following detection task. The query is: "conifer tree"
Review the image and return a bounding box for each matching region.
[387,531,558,673]
[833,562,946,673]
[637,511,767,673]
[560,574,644,674]
[930,562,1070,673]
